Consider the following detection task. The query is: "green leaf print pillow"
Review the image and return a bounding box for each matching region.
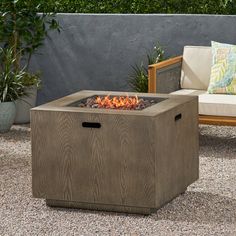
[208,41,236,94]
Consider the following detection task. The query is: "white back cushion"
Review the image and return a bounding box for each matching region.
[181,46,212,90]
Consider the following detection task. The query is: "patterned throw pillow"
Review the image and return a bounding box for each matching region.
[208,41,236,94]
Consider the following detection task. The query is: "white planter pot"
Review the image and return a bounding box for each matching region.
[0,102,16,133]
[14,86,37,124]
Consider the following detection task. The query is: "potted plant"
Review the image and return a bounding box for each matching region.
[14,72,41,123]
[0,47,25,132]
[0,0,60,123]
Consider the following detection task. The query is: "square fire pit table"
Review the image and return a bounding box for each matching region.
[31,90,199,214]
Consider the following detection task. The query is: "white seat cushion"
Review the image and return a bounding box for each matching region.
[171,89,236,117]
[181,46,212,90]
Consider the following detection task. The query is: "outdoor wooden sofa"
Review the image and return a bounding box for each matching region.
[148,46,236,126]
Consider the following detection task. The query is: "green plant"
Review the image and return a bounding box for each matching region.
[129,63,148,93]
[0,0,60,88]
[6,0,235,15]
[129,43,166,93]
[0,47,25,102]
[21,72,41,88]
[147,42,165,65]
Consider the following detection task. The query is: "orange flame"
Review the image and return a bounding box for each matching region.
[95,95,140,109]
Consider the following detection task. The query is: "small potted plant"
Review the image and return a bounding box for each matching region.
[14,72,41,123]
[0,47,25,132]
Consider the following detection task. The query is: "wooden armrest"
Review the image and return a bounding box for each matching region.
[148,56,183,70]
[148,56,183,93]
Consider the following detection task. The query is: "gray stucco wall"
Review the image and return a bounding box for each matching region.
[31,14,236,104]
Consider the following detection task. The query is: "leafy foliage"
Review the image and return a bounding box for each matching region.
[129,43,166,93]
[21,72,41,88]
[0,0,60,72]
[0,0,60,94]
[147,42,165,65]
[0,47,25,102]
[129,63,148,93]
[5,0,236,14]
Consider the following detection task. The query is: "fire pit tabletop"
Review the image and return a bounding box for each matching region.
[32,90,197,117]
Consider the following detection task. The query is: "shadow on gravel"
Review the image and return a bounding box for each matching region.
[0,127,30,142]
[199,126,236,159]
[44,191,236,224]
[155,191,236,224]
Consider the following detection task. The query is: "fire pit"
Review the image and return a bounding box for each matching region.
[31,90,199,214]
[69,94,166,110]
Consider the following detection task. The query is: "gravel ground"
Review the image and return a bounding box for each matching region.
[0,125,236,236]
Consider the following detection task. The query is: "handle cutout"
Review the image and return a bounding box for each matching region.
[82,122,101,128]
[175,113,182,122]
